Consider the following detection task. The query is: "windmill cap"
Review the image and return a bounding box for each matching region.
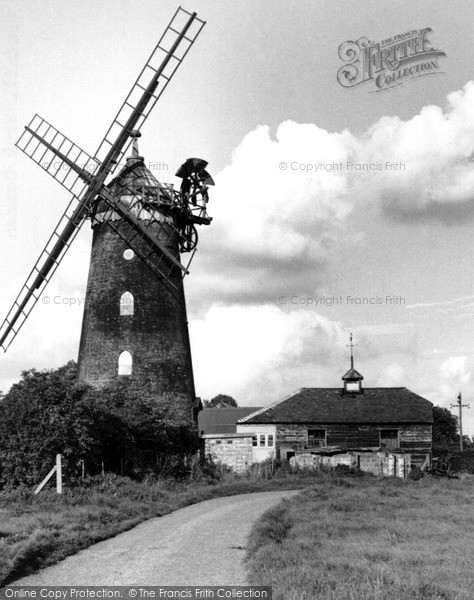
[175,157,209,178]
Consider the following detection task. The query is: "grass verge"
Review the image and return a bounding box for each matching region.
[0,467,314,586]
[246,473,474,600]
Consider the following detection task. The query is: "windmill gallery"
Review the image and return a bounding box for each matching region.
[0,6,436,479]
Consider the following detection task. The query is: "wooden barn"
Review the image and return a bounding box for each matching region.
[202,350,434,477]
[238,393,432,472]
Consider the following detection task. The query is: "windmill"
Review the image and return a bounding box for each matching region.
[0,7,213,425]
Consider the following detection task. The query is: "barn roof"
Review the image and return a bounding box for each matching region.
[198,407,263,434]
[238,388,433,424]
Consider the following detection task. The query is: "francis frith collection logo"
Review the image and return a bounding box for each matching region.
[337,28,446,91]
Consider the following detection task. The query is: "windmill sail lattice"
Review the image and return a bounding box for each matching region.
[16,114,100,194]
[94,7,205,175]
[0,6,207,352]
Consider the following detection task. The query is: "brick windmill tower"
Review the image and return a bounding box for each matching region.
[0,8,212,426]
[77,139,213,423]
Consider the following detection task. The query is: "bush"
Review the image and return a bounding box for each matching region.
[408,466,424,480]
[450,449,474,474]
[0,362,201,485]
[332,464,364,477]
[246,458,279,480]
[191,455,234,483]
[0,362,95,487]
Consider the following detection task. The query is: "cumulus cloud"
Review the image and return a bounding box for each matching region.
[191,81,474,310]
[440,355,471,384]
[357,82,474,222]
[191,122,356,306]
[189,310,429,404]
[190,304,346,405]
[352,322,419,363]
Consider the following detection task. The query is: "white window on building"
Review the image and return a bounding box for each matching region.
[307,429,326,448]
[380,429,399,449]
[120,291,134,316]
[118,351,132,376]
[123,249,135,260]
[250,433,276,447]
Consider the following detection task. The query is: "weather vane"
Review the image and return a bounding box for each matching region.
[346,332,356,368]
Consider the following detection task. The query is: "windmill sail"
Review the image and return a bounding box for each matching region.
[0,193,87,351]
[94,7,205,174]
[16,114,100,195]
[0,7,206,352]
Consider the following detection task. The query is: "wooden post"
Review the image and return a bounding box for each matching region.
[397,455,405,479]
[451,393,470,451]
[34,454,63,495]
[34,464,57,495]
[56,453,62,494]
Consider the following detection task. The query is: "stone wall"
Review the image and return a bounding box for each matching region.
[289,451,413,478]
[236,423,277,463]
[203,434,253,473]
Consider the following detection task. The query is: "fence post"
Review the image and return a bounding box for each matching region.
[56,453,62,494]
[34,454,63,495]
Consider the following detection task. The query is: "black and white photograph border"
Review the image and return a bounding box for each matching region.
[1,1,474,597]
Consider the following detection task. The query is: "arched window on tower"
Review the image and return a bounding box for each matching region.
[120,291,134,316]
[118,351,132,376]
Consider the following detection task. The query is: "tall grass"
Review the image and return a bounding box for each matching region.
[246,474,474,600]
[0,462,314,586]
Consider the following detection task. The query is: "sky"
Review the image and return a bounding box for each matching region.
[1,0,474,435]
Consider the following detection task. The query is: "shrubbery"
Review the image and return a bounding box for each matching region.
[0,361,200,487]
[332,463,364,477]
[450,448,474,473]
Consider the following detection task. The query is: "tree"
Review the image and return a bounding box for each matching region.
[432,406,458,448]
[85,378,199,476]
[0,361,200,486]
[0,361,96,486]
[205,394,238,408]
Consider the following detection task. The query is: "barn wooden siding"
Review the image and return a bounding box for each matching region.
[276,423,432,451]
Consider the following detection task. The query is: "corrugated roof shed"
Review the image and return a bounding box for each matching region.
[238,388,433,424]
[198,407,262,434]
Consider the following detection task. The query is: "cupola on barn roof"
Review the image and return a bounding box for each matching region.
[342,332,363,393]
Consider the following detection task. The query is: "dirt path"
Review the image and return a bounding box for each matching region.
[12,490,298,586]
